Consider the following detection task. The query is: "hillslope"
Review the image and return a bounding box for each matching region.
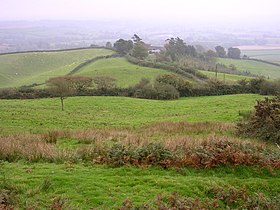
[75,57,179,87]
[218,58,280,79]
[0,48,113,88]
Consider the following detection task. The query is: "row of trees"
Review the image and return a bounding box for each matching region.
[113,34,149,59]
[215,46,241,59]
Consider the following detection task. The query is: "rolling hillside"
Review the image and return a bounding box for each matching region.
[218,58,280,79]
[76,57,178,87]
[0,48,114,88]
[199,70,252,82]
[242,49,280,64]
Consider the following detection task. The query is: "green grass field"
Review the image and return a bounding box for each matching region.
[0,49,113,88]
[1,94,280,209]
[199,70,252,82]
[0,94,264,134]
[242,49,280,64]
[76,57,174,87]
[218,58,280,79]
[1,162,279,209]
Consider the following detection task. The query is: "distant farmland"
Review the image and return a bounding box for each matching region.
[218,58,280,79]
[242,49,280,64]
[0,48,114,88]
[199,70,252,82]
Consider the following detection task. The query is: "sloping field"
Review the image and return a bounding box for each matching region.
[0,48,114,88]
[218,58,280,79]
[0,94,264,134]
[199,70,253,82]
[242,49,280,64]
[76,57,175,87]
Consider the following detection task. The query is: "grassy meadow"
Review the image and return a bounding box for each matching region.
[199,70,253,82]
[218,58,280,79]
[1,94,280,209]
[1,162,279,209]
[76,57,175,87]
[242,49,280,64]
[0,48,113,88]
[0,94,264,134]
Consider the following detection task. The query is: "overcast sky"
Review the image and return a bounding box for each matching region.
[1,0,279,24]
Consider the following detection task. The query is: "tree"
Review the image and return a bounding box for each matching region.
[92,76,116,92]
[105,42,112,48]
[227,47,241,59]
[66,76,93,93]
[132,34,142,43]
[113,39,133,55]
[215,46,226,58]
[131,42,148,59]
[204,50,217,58]
[130,34,148,60]
[164,37,197,61]
[46,76,93,111]
[156,74,192,96]
[46,77,74,111]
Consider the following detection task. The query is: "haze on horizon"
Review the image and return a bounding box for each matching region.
[1,0,280,27]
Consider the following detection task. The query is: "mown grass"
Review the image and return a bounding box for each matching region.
[199,70,253,82]
[0,94,264,134]
[0,49,114,88]
[218,58,280,79]
[1,162,279,209]
[76,57,176,87]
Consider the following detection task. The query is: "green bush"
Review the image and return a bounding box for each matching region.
[237,96,280,143]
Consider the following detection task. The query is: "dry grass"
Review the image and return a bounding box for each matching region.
[0,122,279,168]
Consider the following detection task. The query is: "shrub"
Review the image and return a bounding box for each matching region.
[237,96,280,143]
[154,83,180,100]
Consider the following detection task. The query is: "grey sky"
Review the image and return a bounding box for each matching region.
[1,0,279,24]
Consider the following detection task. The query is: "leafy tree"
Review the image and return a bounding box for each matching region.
[46,77,74,111]
[164,37,197,61]
[156,74,192,96]
[132,34,142,43]
[204,50,217,58]
[215,46,226,58]
[105,42,112,48]
[227,47,241,59]
[131,42,148,59]
[93,76,116,92]
[130,34,148,60]
[113,39,133,55]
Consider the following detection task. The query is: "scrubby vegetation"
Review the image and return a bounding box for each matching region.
[237,95,280,144]
[1,120,280,208]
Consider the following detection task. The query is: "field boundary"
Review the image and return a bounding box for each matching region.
[66,53,122,75]
[244,58,280,67]
[0,46,115,56]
